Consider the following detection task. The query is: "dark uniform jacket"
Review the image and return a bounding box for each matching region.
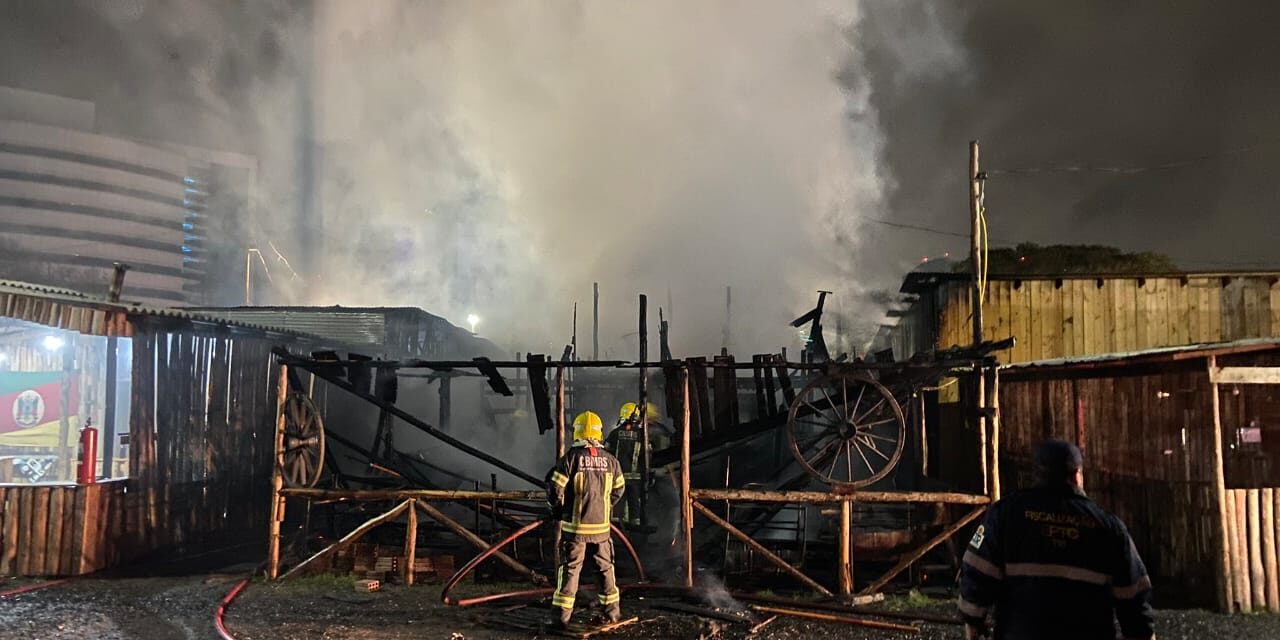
[546,441,626,542]
[604,422,644,480]
[960,484,1154,640]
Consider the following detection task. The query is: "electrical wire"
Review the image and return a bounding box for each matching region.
[986,138,1280,176]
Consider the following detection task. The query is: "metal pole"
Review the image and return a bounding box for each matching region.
[102,336,118,478]
[639,294,650,525]
[555,366,566,457]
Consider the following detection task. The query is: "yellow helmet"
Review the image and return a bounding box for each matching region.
[573,411,604,441]
[619,402,638,420]
[619,401,662,422]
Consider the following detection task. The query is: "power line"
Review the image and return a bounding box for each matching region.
[858,215,970,239]
[987,138,1280,176]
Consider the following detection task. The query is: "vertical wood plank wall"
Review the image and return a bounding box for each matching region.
[0,328,280,576]
[916,275,1280,363]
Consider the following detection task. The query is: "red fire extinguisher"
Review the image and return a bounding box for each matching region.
[77,418,98,485]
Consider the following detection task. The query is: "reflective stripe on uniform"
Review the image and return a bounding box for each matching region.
[552,592,576,609]
[1112,575,1152,600]
[614,474,629,489]
[957,597,989,618]
[551,471,569,488]
[1005,563,1110,585]
[573,471,585,522]
[562,521,611,535]
[599,590,621,605]
[962,551,1004,580]
[603,472,614,523]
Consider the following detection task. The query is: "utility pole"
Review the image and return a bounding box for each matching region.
[970,139,992,497]
[722,286,732,352]
[970,140,983,347]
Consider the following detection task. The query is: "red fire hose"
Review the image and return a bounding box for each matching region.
[214,577,251,640]
[441,518,651,606]
[0,578,69,599]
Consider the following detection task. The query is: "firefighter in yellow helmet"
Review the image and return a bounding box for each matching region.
[546,411,625,628]
[605,403,647,528]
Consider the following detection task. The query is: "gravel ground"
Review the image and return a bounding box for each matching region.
[4,569,1280,639]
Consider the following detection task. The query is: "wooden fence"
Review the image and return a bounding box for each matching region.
[0,481,126,576]
[1223,488,1280,613]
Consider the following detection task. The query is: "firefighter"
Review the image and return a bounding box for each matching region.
[959,439,1155,640]
[605,403,646,529]
[547,411,625,628]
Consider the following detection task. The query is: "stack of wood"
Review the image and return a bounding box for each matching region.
[330,543,454,583]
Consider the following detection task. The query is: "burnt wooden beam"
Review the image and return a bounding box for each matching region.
[473,357,513,396]
[527,354,553,434]
[278,350,545,488]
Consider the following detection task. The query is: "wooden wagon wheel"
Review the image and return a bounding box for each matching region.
[786,371,906,488]
[283,392,326,487]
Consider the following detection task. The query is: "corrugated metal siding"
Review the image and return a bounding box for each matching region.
[933,275,1280,364]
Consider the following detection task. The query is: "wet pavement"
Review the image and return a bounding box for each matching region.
[4,565,1280,639]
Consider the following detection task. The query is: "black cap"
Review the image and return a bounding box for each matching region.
[1034,439,1083,477]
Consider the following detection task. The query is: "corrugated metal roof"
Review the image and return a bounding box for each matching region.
[183,307,390,345]
[0,279,315,339]
[1002,337,1280,371]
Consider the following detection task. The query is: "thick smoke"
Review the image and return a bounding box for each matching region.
[307,2,889,356]
[0,1,957,356]
[854,1,1280,281]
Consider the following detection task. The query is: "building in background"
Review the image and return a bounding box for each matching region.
[0,85,256,306]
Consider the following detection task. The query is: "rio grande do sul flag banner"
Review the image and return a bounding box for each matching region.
[0,371,81,447]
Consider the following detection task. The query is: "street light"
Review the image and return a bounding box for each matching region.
[467,314,480,334]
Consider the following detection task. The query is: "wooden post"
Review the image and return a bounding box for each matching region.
[404,503,418,586]
[1250,490,1266,610]
[268,362,289,580]
[917,393,929,477]
[102,336,118,478]
[970,140,983,346]
[1238,490,1253,612]
[691,500,833,597]
[977,373,988,497]
[1264,488,1279,612]
[838,498,853,596]
[555,366,566,458]
[593,282,600,360]
[639,294,650,525]
[681,369,694,588]
[988,367,1001,501]
[1209,355,1233,612]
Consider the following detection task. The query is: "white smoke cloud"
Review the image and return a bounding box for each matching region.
[307,1,890,356]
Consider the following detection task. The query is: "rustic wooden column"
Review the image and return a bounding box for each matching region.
[404,503,418,586]
[1209,355,1232,612]
[988,367,1001,501]
[555,366,566,457]
[838,497,853,596]
[268,362,289,580]
[681,369,694,588]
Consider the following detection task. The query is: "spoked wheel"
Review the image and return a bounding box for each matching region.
[786,371,906,488]
[283,392,326,487]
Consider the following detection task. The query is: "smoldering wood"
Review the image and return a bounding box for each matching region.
[527,354,553,433]
[652,602,753,623]
[858,505,988,596]
[288,358,544,488]
[280,499,413,580]
[415,500,537,578]
[692,500,833,597]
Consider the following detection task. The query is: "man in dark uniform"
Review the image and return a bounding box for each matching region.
[547,411,626,628]
[959,440,1155,640]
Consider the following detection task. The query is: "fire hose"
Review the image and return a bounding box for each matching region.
[441,519,650,606]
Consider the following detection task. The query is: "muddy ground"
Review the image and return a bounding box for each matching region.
[4,566,1280,640]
